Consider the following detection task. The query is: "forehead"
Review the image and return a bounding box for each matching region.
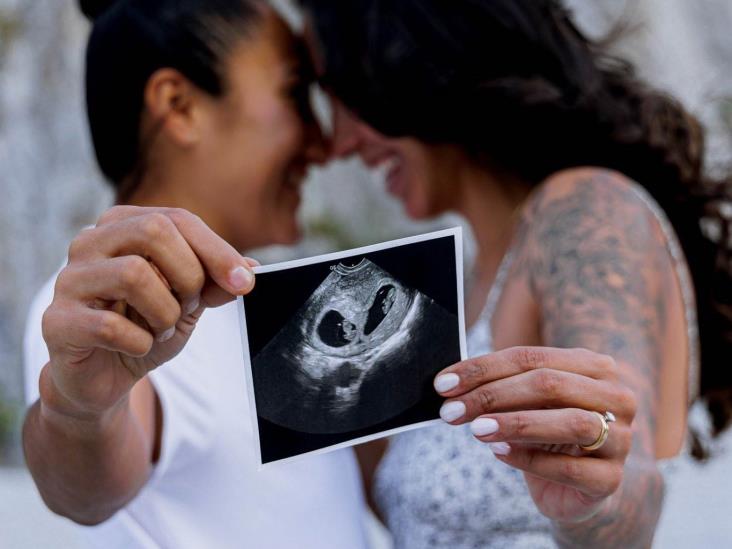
[224,8,299,88]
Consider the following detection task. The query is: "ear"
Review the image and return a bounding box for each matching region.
[143,68,202,147]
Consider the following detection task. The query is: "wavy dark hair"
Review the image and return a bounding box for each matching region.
[79,0,264,199]
[301,0,732,447]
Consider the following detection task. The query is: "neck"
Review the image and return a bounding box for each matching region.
[123,164,253,253]
[455,161,530,281]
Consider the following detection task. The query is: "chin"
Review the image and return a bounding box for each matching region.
[403,196,434,221]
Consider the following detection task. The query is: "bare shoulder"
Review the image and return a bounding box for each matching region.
[522,166,656,232]
[538,166,636,192]
[514,166,669,293]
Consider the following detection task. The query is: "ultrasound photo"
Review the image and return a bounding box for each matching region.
[239,229,466,466]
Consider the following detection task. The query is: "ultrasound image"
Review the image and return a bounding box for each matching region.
[252,258,460,434]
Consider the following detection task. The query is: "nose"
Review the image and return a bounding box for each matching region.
[329,98,364,160]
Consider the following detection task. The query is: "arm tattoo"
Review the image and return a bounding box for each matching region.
[512,170,671,548]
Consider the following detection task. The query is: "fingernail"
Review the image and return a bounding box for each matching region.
[229,266,254,291]
[434,373,460,393]
[471,417,499,437]
[157,326,176,343]
[184,295,200,316]
[439,401,466,422]
[489,442,511,456]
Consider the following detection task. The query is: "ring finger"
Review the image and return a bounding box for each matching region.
[71,214,206,308]
[60,256,182,338]
[469,409,631,457]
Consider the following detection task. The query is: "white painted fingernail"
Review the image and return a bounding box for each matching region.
[489,442,511,456]
[157,326,176,343]
[229,266,254,291]
[434,373,460,393]
[184,295,200,315]
[439,401,466,422]
[471,418,499,437]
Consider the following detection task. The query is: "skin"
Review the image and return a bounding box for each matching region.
[325,99,690,546]
[23,7,325,525]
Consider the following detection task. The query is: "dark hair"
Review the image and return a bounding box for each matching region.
[79,0,264,198]
[302,0,732,443]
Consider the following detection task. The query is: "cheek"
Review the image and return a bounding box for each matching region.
[250,105,305,241]
[223,96,303,172]
[259,101,303,159]
[230,105,303,195]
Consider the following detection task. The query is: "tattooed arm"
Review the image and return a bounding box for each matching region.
[434,167,677,548]
[518,168,669,548]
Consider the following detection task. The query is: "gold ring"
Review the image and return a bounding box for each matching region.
[579,411,615,451]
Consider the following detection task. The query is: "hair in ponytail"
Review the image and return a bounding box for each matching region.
[302,0,732,443]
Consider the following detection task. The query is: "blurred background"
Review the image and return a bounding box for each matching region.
[0,0,730,547]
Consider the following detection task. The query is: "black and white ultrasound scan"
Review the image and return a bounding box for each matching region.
[239,229,466,466]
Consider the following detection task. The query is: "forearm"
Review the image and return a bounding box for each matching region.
[553,454,664,548]
[22,391,152,525]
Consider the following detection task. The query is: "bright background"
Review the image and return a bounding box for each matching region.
[1,0,731,547]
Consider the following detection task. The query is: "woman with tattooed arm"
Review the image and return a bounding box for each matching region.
[301,1,732,547]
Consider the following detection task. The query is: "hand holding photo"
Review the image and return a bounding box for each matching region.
[239,228,467,466]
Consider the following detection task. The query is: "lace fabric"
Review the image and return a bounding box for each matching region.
[373,249,557,549]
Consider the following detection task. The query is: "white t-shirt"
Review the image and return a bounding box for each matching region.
[24,274,369,549]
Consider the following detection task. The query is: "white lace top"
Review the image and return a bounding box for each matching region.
[374,249,556,549]
[373,185,699,549]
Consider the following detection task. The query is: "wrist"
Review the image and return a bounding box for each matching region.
[38,363,130,435]
[553,496,620,549]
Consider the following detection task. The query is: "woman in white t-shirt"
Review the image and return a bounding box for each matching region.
[22,1,369,548]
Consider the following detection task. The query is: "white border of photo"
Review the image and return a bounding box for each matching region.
[237,227,467,468]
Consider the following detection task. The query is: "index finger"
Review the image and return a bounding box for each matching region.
[164,208,255,296]
[98,206,256,302]
[434,346,617,397]
[95,205,149,226]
